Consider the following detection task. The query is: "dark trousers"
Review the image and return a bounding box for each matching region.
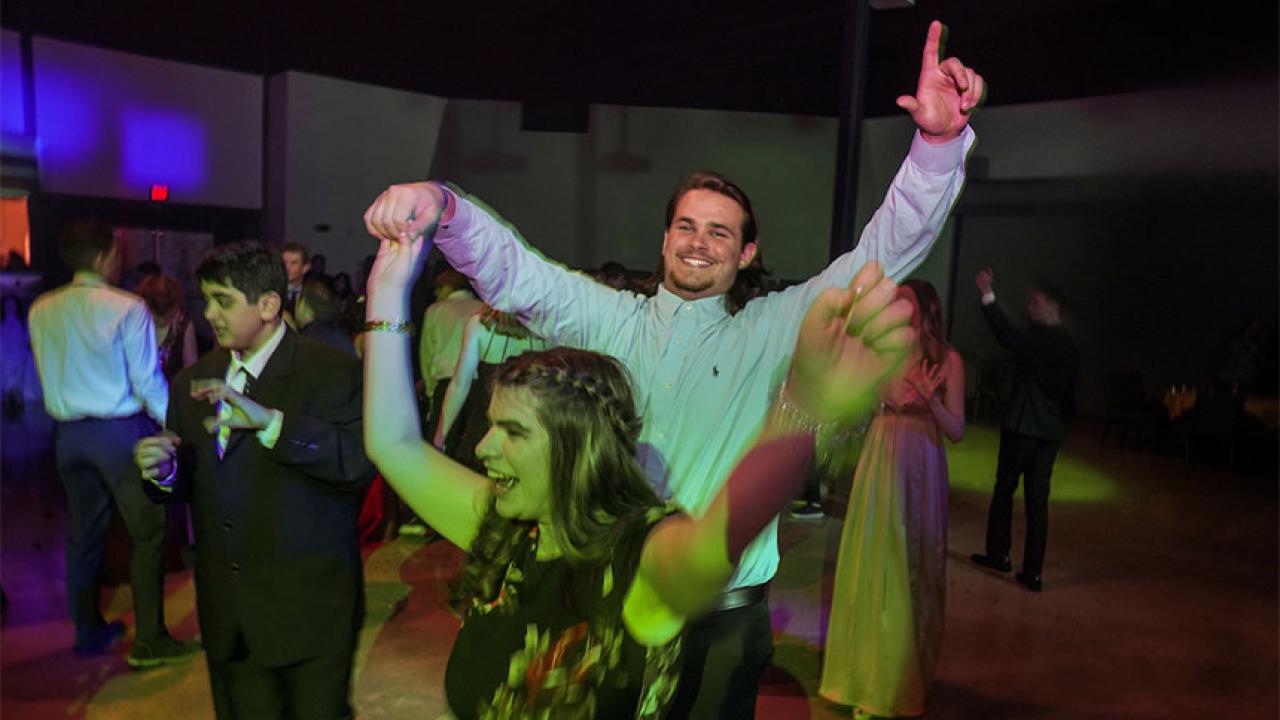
[208,630,356,720]
[985,429,1059,578]
[666,598,774,720]
[53,414,167,644]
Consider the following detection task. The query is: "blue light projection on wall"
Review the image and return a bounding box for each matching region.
[33,66,101,168]
[120,108,207,194]
[0,33,26,136]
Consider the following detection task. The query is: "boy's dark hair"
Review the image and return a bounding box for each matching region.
[196,242,288,310]
[300,277,340,323]
[58,222,114,273]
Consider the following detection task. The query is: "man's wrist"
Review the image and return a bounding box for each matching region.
[430,182,456,228]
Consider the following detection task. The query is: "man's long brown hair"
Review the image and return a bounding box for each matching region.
[651,170,773,315]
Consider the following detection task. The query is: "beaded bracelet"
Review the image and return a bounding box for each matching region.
[775,379,823,434]
[363,319,414,334]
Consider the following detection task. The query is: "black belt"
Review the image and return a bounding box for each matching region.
[57,411,146,424]
[706,582,769,615]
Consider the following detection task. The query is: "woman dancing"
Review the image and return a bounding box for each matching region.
[819,279,965,719]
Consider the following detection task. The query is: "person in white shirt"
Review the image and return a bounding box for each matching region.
[433,306,549,466]
[417,267,483,434]
[364,20,984,718]
[28,222,195,667]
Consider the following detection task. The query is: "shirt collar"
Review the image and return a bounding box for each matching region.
[654,284,729,322]
[71,271,106,287]
[231,322,287,379]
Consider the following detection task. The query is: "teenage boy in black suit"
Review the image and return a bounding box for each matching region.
[135,242,375,719]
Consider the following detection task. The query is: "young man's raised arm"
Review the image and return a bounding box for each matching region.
[755,20,984,348]
[364,182,645,355]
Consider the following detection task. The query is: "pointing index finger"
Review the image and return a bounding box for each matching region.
[920,20,947,73]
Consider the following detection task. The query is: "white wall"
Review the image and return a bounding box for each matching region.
[426,78,1276,415]
[430,76,1279,280]
[268,71,447,280]
[31,37,262,207]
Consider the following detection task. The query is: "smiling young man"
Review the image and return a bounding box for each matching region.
[134,242,375,719]
[364,21,983,718]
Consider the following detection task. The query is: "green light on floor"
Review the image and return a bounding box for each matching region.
[946,426,1123,504]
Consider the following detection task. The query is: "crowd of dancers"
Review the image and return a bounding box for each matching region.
[22,19,1080,720]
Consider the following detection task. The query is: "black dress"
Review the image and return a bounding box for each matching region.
[445,511,682,719]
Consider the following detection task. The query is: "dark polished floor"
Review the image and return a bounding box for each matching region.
[2,401,1276,719]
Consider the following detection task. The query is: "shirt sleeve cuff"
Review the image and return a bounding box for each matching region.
[908,125,976,175]
[981,291,996,306]
[435,185,472,239]
[257,409,285,449]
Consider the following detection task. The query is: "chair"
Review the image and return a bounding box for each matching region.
[1184,386,1245,467]
[1099,371,1161,449]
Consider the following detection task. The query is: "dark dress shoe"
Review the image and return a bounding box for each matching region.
[970,553,1012,573]
[1015,572,1043,592]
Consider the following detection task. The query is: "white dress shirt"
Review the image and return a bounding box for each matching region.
[222,320,287,449]
[418,289,483,389]
[29,272,168,424]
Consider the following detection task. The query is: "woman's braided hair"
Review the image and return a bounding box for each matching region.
[500,352,643,455]
[449,347,661,615]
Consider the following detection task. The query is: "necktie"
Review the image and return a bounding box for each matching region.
[216,365,248,459]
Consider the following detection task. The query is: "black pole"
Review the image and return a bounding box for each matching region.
[827,0,872,261]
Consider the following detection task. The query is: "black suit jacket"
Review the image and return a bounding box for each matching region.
[166,328,375,666]
[981,301,1079,443]
[301,320,357,357]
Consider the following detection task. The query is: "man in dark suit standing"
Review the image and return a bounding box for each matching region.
[970,267,1078,592]
[135,242,375,718]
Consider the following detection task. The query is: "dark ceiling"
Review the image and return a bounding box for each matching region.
[3,1,1276,118]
